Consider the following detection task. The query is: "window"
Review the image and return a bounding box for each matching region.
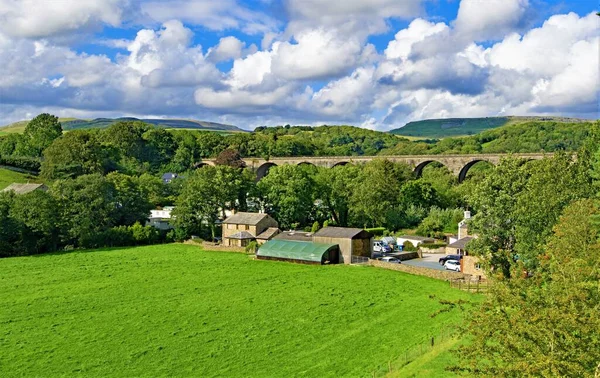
[245,225,250,231]
[475,263,481,270]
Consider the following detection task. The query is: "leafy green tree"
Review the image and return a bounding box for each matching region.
[0,192,20,257]
[349,159,412,228]
[257,164,316,229]
[315,165,360,226]
[106,172,154,226]
[468,158,531,277]
[399,180,440,209]
[9,190,60,254]
[19,113,62,157]
[51,174,118,247]
[458,199,600,377]
[41,131,111,179]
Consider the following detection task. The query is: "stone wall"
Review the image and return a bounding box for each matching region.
[368,259,467,281]
[183,240,248,253]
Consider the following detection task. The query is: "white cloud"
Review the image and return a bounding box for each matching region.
[0,0,130,38]
[142,0,278,34]
[207,36,245,62]
[271,29,364,80]
[454,0,530,41]
[309,67,375,117]
[286,0,423,24]
[385,19,448,60]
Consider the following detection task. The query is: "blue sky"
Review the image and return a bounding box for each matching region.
[0,0,597,130]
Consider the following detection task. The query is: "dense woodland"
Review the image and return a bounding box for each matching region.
[0,114,599,375]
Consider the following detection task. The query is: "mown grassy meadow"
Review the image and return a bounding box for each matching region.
[0,168,41,190]
[0,244,475,377]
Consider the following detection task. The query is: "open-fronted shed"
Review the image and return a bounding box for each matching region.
[313,227,373,264]
[257,240,339,264]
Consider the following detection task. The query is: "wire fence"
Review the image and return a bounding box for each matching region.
[370,328,457,377]
[351,255,370,264]
[449,278,490,293]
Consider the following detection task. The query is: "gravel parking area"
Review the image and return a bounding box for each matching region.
[402,253,461,273]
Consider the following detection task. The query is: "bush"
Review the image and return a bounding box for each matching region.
[402,241,417,251]
[245,241,258,254]
[0,155,41,172]
[365,227,386,236]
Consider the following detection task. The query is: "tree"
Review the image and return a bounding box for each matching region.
[314,165,360,226]
[0,192,20,257]
[19,113,62,157]
[467,158,530,277]
[51,174,118,247]
[215,148,246,168]
[106,172,154,226]
[349,159,412,228]
[41,131,111,179]
[173,166,248,240]
[9,190,60,254]
[457,199,600,377]
[257,164,316,229]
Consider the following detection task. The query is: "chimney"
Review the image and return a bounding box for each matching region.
[464,211,471,220]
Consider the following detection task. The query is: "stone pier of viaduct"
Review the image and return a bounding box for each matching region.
[202,153,548,182]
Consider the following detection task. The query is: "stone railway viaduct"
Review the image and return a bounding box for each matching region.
[202,153,547,182]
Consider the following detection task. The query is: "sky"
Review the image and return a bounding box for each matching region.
[0,0,597,131]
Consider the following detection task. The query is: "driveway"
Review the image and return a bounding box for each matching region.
[402,253,460,273]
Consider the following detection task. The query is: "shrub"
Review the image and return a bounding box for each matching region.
[245,241,258,254]
[311,221,320,233]
[402,241,417,251]
[365,227,386,236]
[0,155,41,172]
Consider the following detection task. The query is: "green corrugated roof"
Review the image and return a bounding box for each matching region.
[257,240,338,262]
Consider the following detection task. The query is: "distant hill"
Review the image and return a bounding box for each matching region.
[389,116,592,138]
[0,117,246,133]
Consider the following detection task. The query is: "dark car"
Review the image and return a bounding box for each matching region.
[439,254,464,265]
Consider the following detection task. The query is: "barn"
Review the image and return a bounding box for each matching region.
[256,239,340,265]
[312,227,373,264]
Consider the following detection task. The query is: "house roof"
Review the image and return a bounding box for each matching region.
[313,227,373,239]
[227,231,256,240]
[162,173,177,179]
[397,235,434,242]
[223,212,271,225]
[448,236,475,249]
[274,230,314,242]
[1,183,46,195]
[257,240,338,263]
[256,227,280,240]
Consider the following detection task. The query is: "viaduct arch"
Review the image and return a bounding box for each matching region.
[201,153,547,181]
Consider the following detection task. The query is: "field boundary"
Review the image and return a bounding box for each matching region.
[368,259,468,281]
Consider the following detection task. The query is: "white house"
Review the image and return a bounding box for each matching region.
[147,206,175,230]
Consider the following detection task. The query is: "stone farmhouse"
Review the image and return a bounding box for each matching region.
[222,212,280,247]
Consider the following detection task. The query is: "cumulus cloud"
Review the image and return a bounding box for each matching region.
[0,1,597,131]
[142,0,278,34]
[454,0,531,41]
[0,0,132,38]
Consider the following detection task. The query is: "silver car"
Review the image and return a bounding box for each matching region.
[444,260,461,272]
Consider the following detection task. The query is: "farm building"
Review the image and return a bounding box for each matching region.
[255,227,281,245]
[222,212,279,247]
[313,227,373,264]
[396,235,435,249]
[257,239,340,264]
[1,183,47,195]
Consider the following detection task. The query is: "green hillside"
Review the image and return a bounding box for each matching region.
[0,244,474,377]
[0,117,246,133]
[390,116,591,138]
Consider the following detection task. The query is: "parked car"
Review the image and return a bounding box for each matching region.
[444,260,461,272]
[380,256,401,264]
[373,241,392,253]
[439,254,464,265]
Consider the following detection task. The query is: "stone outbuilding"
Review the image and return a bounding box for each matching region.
[1,183,48,195]
[222,212,279,247]
[312,227,373,264]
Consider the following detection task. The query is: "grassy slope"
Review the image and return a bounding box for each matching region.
[0,168,40,190]
[0,244,475,377]
[390,116,591,138]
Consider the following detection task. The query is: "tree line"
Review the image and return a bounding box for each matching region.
[0,114,596,179]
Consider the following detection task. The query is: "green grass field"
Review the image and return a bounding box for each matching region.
[0,168,40,190]
[0,244,475,377]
